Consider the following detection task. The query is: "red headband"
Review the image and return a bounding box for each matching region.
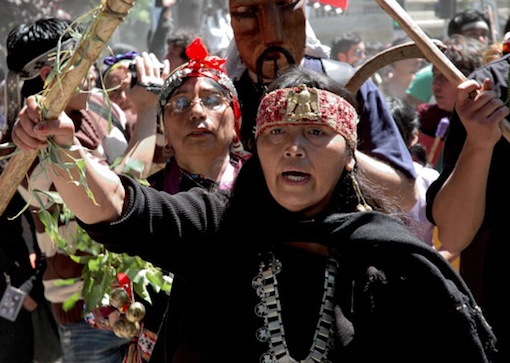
[255,85,358,149]
[158,38,242,134]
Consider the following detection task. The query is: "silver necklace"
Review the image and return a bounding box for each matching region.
[252,250,338,363]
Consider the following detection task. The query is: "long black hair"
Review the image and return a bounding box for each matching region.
[6,17,75,98]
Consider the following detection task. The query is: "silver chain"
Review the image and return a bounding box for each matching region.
[253,251,338,363]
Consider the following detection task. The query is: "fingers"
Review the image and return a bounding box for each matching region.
[12,95,76,151]
[456,79,481,102]
[134,52,165,84]
[12,96,46,151]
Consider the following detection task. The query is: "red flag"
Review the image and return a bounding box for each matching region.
[312,0,349,10]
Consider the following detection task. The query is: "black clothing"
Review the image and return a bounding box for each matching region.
[80,157,494,363]
[0,192,37,362]
[426,54,510,363]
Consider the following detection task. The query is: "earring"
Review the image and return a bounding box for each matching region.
[351,172,373,212]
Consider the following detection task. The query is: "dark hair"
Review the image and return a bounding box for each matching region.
[265,66,359,111]
[330,32,363,58]
[442,34,486,76]
[166,28,198,62]
[385,96,419,148]
[7,17,73,72]
[385,96,428,166]
[257,67,400,215]
[447,9,490,37]
[6,17,74,98]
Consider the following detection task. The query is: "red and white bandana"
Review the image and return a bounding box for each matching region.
[255,84,359,149]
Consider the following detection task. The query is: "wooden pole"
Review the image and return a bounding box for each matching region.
[0,0,135,215]
[375,0,510,142]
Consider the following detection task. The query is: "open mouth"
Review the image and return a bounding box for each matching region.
[282,171,309,182]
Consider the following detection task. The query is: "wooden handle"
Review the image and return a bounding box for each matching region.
[375,0,510,141]
[0,0,136,216]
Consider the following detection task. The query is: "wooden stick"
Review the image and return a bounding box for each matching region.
[375,0,510,142]
[0,0,135,216]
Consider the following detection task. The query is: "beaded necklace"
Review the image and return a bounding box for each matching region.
[252,250,338,363]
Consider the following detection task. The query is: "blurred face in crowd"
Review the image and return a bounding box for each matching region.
[229,0,306,81]
[162,77,236,161]
[461,21,490,44]
[104,63,135,112]
[164,41,188,73]
[342,42,366,67]
[432,66,457,112]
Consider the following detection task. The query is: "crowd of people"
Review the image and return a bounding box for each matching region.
[1,1,510,363]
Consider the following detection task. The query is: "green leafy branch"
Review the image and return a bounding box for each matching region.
[33,144,172,312]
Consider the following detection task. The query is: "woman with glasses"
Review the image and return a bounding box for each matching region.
[151,37,250,195]
[141,37,251,361]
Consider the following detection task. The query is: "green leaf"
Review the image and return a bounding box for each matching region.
[62,292,81,312]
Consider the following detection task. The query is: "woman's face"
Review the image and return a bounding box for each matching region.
[163,77,236,158]
[104,64,135,111]
[257,123,354,216]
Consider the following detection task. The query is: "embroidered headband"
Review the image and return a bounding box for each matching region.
[460,21,489,33]
[102,50,139,79]
[158,38,248,159]
[158,38,240,121]
[4,38,75,130]
[255,84,359,149]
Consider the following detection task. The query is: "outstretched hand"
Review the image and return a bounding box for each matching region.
[455,78,509,148]
[12,95,76,152]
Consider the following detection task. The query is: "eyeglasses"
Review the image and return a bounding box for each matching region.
[165,94,227,113]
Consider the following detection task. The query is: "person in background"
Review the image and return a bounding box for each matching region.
[406,9,490,108]
[5,16,168,362]
[147,0,177,60]
[330,32,366,68]
[447,9,491,45]
[163,28,197,73]
[101,50,140,141]
[417,34,486,169]
[143,37,250,361]
[380,36,423,99]
[226,0,418,212]
[12,65,497,363]
[426,34,510,363]
[101,49,172,174]
[0,183,49,362]
[386,96,439,247]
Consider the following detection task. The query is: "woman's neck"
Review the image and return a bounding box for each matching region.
[174,151,232,183]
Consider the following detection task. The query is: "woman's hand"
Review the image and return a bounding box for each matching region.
[12,95,77,151]
[129,52,170,110]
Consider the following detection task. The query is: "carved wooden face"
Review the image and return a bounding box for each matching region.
[229,0,306,81]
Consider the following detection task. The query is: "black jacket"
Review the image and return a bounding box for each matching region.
[81,158,495,363]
